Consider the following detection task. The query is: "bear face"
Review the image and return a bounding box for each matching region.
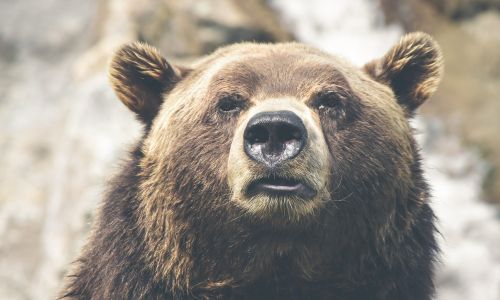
[64,32,443,299]
[110,33,441,229]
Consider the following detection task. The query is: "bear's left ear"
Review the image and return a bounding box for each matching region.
[363,32,444,113]
[109,42,191,125]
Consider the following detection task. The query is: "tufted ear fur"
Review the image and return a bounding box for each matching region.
[109,42,190,125]
[364,32,444,113]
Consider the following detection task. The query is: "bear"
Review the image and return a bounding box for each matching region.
[60,32,443,300]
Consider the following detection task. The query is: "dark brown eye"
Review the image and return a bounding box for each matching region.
[218,94,245,113]
[313,91,343,112]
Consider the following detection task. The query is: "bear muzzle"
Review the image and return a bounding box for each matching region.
[242,110,316,200]
[227,99,331,219]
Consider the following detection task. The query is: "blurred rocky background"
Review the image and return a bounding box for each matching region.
[0,0,498,299]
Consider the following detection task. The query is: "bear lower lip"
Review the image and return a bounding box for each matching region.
[247,177,316,199]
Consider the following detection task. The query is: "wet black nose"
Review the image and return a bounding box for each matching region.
[244,110,307,167]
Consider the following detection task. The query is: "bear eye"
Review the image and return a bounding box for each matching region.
[313,91,343,117]
[218,94,246,113]
[313,91,343,112]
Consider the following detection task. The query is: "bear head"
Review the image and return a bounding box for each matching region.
[108,32,443,286]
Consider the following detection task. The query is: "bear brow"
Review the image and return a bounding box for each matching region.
[208,63,263,95]
[296,65,351,92]
[206,56,352,101]
[260,63,352,99]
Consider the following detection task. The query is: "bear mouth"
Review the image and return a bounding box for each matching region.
[246,177,316,199]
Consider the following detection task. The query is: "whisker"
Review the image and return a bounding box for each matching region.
[331,192,353,203]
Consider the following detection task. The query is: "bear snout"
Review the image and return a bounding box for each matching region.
[227,98,332,220]
[243,110,307,168]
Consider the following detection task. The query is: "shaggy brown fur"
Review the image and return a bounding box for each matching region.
[61,32,443,300]
[364,33,444,113]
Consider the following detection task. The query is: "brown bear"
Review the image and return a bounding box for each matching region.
[60,32,443,299]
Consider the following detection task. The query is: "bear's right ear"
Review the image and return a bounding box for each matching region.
[109,42,190,125]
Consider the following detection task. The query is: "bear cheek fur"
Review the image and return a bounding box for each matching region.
[320,72,416,245]
[136,84,247,287]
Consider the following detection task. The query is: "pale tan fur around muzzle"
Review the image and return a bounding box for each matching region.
[227,98,332,221]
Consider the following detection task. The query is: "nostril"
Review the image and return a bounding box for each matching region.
[245,125,269,144]
[276,124,302,143]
